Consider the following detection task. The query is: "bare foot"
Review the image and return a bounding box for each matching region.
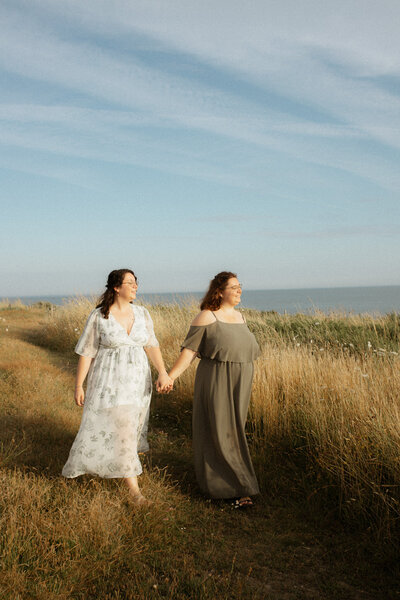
[129,492,153,507]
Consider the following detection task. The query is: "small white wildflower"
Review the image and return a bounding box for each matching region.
[367,341,372,349]
[310,339,313,343]
[349,343,354,348]
[315,321,320,325]
[378,348,386,352]
[5,327,8,332]
[319,348,324,351]
[296,343,300,347]
[390,351,398,355]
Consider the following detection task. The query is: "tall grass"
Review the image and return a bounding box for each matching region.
[33,296,96,353]
[0,334,257,599]
[0,298,27,310]
[250,347,400,534]
[2,299,400,598]
[245,308,400,355]
[35,298,400,540]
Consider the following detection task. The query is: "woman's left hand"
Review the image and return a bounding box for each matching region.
[156,373,173,393]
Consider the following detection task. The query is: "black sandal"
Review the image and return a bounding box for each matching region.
[233,497,254,509]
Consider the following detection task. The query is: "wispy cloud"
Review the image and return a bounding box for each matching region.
[24,1,400,142]
[1,0,400,296]
[1,1,400,193]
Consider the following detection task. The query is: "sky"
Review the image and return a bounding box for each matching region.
[1,0,400,297]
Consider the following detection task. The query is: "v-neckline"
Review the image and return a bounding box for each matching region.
[109,306,135,336]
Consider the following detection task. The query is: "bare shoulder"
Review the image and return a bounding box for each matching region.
[191,310,215,326]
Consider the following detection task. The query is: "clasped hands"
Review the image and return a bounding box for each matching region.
[156,372,174,393]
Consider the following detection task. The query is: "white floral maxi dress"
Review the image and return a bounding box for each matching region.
[62,305,159,479]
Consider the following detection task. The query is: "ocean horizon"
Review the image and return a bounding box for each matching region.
[2,285,400,315]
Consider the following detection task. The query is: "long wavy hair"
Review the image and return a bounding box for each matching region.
[200,271,237,311]
[96,269,137,318]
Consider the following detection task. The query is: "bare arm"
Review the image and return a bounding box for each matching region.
[168,348,197,381]
[144,346,172,391]
[75,355,93,406]
[144,345,167,375]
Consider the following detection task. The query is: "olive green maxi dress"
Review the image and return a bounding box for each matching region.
[181,312,260,499]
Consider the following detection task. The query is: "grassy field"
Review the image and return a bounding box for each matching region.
[0,299,399,599]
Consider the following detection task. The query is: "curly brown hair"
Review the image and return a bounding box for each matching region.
[96,269,137,318]
[200,271,237,311]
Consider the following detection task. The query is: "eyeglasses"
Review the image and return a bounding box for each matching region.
[225,283,242,291]
[121,281,138,288]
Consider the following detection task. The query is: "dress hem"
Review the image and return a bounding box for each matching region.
[62,469,143,479]
[201,488,260,499]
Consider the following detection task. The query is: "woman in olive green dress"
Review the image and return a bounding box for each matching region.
[167,271,260,507]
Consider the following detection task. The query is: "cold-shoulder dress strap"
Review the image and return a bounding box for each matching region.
[240,311,246,323]
[181,324,207,354]
[211,311,219,321]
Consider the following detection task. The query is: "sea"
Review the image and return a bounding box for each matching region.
[3,285,400,315]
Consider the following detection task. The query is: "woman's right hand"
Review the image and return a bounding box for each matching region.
[75,386,85,406]
[161,377,174,393]
[158,376,174,393]
[163,374,175,393]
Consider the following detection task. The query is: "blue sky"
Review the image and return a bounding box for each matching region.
[1,0,400,296]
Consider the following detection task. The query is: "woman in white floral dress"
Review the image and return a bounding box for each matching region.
[62,269,172,505]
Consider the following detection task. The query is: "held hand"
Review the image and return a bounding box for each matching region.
[156,373,174,393]
[162,378,174,393]
[75,386,85,406]
[166,372,176,393]
[162,373,175,394]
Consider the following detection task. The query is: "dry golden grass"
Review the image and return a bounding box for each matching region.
[31,297,400,537]
[0,298,27,309]
[251,347,400,532]
[1,299,400,598]
[0,334,258,599]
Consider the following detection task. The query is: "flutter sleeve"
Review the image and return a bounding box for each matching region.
[143,307,159,348]
[181,326,206,355]
[75,309,100,358]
